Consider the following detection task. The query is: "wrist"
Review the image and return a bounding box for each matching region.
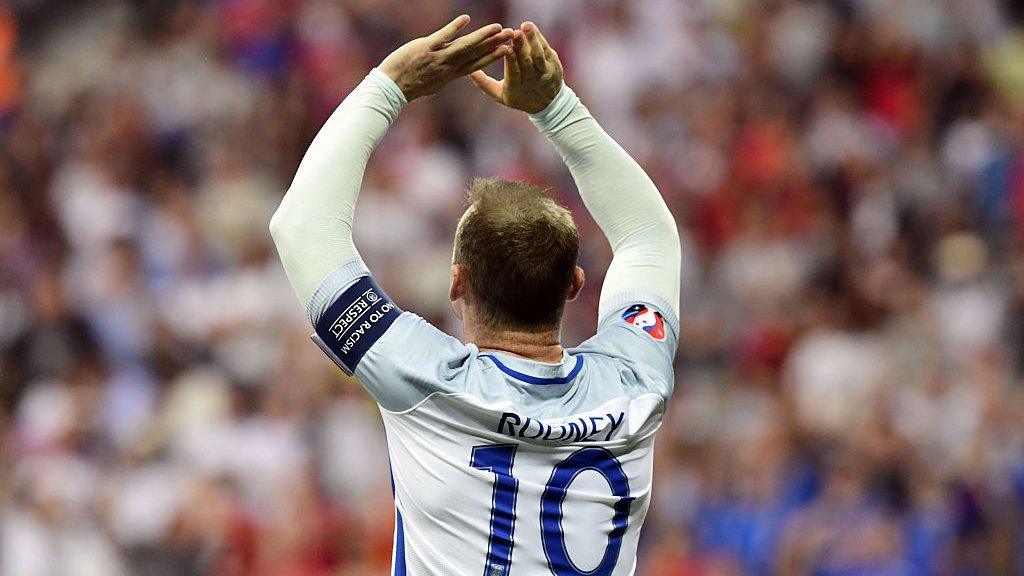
[528,83,576,128]
[528,83,561,114]
[368,68,409,110]
[375,61,417,100]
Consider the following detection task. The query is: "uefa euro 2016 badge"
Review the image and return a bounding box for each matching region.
[622,304,666,341]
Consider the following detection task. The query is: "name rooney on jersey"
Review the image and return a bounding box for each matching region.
[497,411,625,443]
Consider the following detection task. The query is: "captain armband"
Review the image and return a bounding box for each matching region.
[311,275,402,374]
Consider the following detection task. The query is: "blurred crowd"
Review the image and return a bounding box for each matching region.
[4,0,1024,574]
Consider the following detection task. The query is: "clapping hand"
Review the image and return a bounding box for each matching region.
[469,22,563,114]
[380,15,513,102]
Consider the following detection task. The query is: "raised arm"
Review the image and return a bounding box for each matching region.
[269,69,403,310]
[470,23,680,322]
[270,16,512,316]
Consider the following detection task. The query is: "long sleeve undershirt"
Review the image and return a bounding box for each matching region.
[529,84,681,322]
[270,69,406,310]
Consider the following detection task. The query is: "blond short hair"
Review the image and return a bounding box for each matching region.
[453,178,579,331]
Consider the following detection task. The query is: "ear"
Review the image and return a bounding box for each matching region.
[567,265,585,301]
[450,264,467,319]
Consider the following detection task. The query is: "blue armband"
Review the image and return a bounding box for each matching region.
[311,275,402,374]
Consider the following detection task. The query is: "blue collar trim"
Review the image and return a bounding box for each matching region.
[481,354,584,385]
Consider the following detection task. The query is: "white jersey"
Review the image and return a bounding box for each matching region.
[308,263,678,576]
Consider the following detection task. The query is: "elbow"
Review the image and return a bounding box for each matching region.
[269,197,301,251]
[658,211,682,267]
[268,207,286,245]
[656,206,680,246]
[664,210,681,258]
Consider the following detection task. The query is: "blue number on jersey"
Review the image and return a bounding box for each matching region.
[471,445,633,576]
[471,444,519,576]
[541,448,633,576]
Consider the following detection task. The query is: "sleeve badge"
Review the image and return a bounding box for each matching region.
[621,304,666,341]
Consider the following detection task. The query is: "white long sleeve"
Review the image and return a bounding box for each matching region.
[269,68,406,309]
[529,84,681,322]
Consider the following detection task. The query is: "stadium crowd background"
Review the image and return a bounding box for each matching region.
[4,0,1024,574]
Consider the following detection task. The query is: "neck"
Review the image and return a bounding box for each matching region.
[466,323,564,364]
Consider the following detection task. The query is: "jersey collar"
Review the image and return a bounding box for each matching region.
[479,351,584,385]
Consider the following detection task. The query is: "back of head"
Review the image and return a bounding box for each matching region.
[453,178,580,332]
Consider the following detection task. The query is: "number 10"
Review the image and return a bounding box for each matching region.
[470,444,634,576]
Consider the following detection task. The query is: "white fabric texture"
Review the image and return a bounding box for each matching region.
[529,84,681,322]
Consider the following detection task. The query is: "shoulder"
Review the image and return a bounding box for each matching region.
[570,295,679,399]
[359,311,470,375]
[306,262,475,411]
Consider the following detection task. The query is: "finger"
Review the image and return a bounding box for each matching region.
[528,21,558,62]
[440,23,503,57]
[450,28,512,65]
[469,70,504,102]
[528,22,562,77]
[525,21,553,50]
[461,45,511,76]
[429,14,471,47]
[504,39,521,82]
[522,22,548,72]
[514,29,534,77]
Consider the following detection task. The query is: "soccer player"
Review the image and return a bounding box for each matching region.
[270,16,680,576]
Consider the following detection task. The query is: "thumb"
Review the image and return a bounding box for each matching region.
[470,70,504,102]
